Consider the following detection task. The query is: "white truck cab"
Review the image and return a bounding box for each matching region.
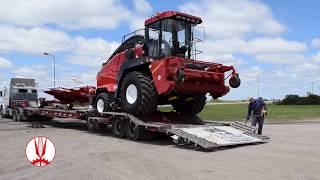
[0,78,38,118]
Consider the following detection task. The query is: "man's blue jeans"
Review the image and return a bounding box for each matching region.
[251,115,264,135]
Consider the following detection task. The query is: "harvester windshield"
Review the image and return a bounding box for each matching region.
[146,17,198,59]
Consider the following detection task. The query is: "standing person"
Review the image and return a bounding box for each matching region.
[246,97,267,135]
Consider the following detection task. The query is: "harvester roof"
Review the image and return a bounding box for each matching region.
[144,11,202,26]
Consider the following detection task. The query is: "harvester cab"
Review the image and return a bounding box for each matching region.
[144,11,202,59]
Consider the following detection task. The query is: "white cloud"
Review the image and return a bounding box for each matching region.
[0,25,119,67]
[312,52,320,62]
[133,0,152,15]
[198,53,243,66]
[201,37,307,55]
[13,65,48,78]
[239,66,263,82]
[179,0,286,38]
[66,37,119,67]
[129,0,153,30]
[178,0,307,68]
[255,53,306,64]
[311,38,320,48]
[0,57,12,68]
[0,25,72,54]
[0,0,131,30]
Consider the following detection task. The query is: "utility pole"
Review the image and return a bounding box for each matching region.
[43,52,56,88]
[310,81,317,95]
[257,74,260,98]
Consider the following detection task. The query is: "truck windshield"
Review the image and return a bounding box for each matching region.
[18,89,28,93]
[147,19,194,58]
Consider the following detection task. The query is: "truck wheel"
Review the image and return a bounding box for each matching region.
[12,110,17,121]
[172,94,207,115]
[112,118,126,138]
[120,72,157,116]
[16,111,22,122]
[95,93,113,114]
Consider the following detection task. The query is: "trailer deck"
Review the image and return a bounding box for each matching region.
[89,112,269,150]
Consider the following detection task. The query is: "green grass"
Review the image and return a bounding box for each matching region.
[161,104,320,122]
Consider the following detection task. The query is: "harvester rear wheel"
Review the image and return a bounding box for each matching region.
[172,94,207,115]
[120,71,157,116]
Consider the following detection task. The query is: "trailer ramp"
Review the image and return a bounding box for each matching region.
[169,122,269,150]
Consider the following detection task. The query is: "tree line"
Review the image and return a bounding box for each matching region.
[277,94,320,105]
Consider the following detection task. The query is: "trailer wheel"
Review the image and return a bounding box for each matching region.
[172,94,207,115]
[125,120,142,141]
[125,120,154,140]
[112,118,126,138]
[45,117,53,121]
[95,92,113,115]
[120,71,158,116]
[87,119,95,132]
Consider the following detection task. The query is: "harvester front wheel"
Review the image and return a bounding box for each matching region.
[95,92,113,115]
[120,71,157,116]
[172,94,207,115]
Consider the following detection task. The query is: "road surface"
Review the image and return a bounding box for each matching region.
[0,118,319,180]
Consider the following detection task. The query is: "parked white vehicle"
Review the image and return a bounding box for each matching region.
[0,78,38,120]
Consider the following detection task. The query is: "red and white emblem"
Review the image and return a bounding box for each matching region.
[25,136,55,167]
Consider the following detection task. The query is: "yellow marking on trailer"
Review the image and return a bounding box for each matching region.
[168,96,178,101]
[185,97,194,101]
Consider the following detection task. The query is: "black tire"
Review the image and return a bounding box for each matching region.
[112,118,126,138]
[95,92,113,115]
[125,120,142,141]
[125,120,154,140]
[120,71,157,116]
[229,75,241,88]
[16,111,22,122]
[87,119,95,132]
[45,117,53,121]
[172,94,207,115]
[12,110,17,121]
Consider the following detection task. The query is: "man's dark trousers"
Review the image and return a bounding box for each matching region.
[251,115,264,135]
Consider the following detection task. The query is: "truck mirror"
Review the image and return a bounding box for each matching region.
[0,91,2,97]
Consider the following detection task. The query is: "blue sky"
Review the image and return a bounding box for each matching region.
[0,0,319,100]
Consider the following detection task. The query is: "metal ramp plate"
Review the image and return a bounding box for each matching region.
[169,123,269,150]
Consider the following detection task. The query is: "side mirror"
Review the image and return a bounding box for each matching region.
[0,91,2,97]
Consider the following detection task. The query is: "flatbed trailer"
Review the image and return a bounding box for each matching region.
[88,111,269,150]
[13,106,269,150]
